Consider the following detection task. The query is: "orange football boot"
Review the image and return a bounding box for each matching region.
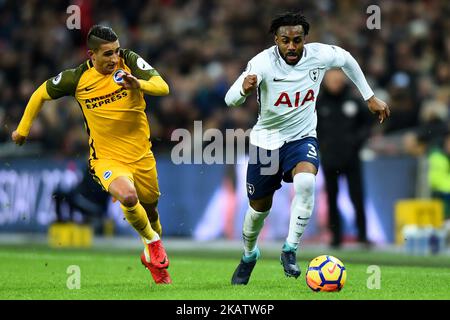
[140,252,172,284]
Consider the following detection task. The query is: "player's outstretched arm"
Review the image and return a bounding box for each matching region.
[12,82,52,146]
[118,71,169,96]
[138,75,169,96]
[327,45,391,124]
[367,95,390,124]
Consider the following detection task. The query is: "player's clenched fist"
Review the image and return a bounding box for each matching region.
[11,130,26,146]
[242,74,258,95]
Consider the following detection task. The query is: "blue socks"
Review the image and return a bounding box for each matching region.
[242,247,261,263]
[282,241,297,253]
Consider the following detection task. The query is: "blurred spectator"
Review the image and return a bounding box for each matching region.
[428,132,450,219]
[381,72,420,134]
[416,91,449,149]
[317,69,374,247]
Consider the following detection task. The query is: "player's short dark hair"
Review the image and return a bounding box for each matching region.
[87,25,118,50]
[269,12,310,36]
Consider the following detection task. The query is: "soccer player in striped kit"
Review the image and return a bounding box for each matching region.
[225,12,390,285]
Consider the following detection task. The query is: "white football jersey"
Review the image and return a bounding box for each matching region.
[225,43,374,150]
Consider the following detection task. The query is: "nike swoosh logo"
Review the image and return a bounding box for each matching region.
[328,263,337,274]
[85,86,95,91]
[273,78,287,82]
[159,257,167,265]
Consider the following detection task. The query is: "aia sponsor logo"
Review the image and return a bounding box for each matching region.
[274,90,315,108]
[309,68,320,82]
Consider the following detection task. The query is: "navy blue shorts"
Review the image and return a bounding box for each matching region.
[246,137,320,200]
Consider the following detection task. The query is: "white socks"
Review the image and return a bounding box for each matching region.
[241,172,315,257]
[286,173,315,249]
[143,233,160,244]
[142,234,160,263]
[242,206,270,256]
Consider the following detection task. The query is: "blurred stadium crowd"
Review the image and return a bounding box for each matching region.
[0,0,448,158]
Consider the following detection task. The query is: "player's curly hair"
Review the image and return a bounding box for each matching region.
[269,12,310,35]
[87,25,118,50]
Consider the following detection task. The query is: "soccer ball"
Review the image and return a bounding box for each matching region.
[306,255,346,292]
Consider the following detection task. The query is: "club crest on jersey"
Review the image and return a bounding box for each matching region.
[113,69,125,84]
[309,68,320,82]
[247,183,255,195]
[103,170,112,180]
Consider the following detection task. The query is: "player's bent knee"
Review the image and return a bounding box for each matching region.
[122,193,139,207]
[249,193,274,212]
[249,200,272,212]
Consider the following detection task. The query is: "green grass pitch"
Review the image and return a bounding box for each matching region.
[0,244,449,300]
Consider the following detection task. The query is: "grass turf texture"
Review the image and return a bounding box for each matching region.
[0,244,449,300]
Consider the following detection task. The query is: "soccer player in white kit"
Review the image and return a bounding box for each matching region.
[225,12,390,285]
